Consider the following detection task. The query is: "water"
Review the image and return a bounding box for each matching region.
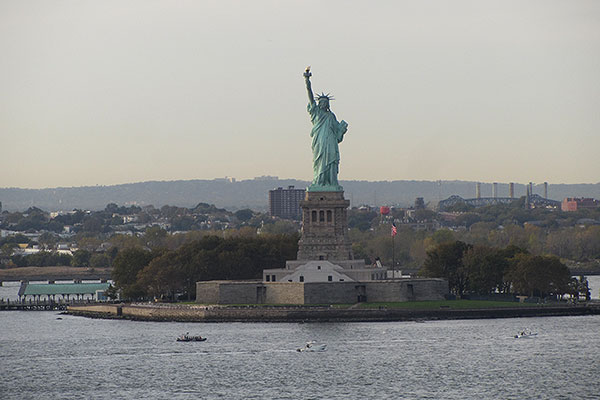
[1,312,599,399]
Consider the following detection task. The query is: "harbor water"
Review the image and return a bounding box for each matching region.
[1,311,599,399]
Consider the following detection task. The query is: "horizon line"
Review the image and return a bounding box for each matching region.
[1,178,599,191]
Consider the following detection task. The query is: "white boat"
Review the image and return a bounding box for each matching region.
[514,330,538,339]
[297,341,327,352]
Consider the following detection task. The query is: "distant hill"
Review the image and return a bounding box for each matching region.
[1,179,598,212]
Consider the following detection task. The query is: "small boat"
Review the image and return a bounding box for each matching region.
[177,333,207,342]
[514,330,538,339]
[297,341,327,352]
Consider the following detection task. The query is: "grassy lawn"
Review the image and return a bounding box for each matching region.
[186,300,539,309]
[356,300,532,310]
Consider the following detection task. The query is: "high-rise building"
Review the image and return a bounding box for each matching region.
[268,186,306,219]
[414,197,425,210]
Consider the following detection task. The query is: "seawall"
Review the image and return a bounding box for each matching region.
[67,303,600,323]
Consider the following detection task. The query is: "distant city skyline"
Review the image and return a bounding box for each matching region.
[1,1,599,189]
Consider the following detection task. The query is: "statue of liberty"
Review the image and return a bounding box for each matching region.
[304,67,348,192]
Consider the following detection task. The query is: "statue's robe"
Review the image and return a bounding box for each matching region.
[308,102,347,188]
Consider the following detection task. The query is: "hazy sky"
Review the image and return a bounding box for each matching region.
[1,0,599,189]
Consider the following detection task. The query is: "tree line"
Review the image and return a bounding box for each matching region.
[110,234,298,300]
[420,240,584,299]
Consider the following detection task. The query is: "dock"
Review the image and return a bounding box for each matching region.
[0,299,104,311]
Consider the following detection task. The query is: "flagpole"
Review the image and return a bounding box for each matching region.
[392,233,395,279]
[391,222,396,280]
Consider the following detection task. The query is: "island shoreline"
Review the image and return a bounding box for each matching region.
[67,303,600,323]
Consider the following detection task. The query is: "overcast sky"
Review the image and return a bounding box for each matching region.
[1,0,599,189]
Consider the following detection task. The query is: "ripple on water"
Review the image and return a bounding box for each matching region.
[0,312,599,399]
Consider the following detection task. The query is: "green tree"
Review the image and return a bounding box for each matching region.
[38,232,59,249]
[1,243,17,258]
[347,210,378,231]
[545,229,576,259]
[455,213,481,228]
[421,241,472,296]
[505,254,571,298]
[143,226,168,249]
[71,249,92,267]
[260,220,299,235]
[138,251,181,300]
[462,245,509,294]
[81,216,105,233]
[111,248,155,300]
[89,253,110,268]
[134,234,299,300]
[105,203,120,213]
[234,209,254,222]
[430,229,455,245]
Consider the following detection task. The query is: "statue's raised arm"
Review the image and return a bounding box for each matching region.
[304,66,315,105]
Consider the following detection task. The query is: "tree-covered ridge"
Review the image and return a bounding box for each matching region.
[1,179,598,211]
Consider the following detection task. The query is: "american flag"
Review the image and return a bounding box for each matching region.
[391,222,397,237]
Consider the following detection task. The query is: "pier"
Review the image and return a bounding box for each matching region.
[0,299,99,311]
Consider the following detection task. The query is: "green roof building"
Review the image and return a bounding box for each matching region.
[18,282,111,301]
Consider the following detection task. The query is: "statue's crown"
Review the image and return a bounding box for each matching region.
[316,92,334,101]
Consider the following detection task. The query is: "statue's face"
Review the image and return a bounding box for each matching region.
[318,98,329,110]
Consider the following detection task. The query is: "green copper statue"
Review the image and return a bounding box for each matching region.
[304,66,348,192]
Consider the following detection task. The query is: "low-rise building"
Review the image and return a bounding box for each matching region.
[561,197,599,212]
[196,278,448,305]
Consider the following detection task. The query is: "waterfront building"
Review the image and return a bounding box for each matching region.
[18,282,110,302]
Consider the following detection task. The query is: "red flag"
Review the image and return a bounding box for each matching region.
[391,222,397,237]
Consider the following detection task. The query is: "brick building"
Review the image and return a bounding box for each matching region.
[561,197,599,212]
[268,186,305,219]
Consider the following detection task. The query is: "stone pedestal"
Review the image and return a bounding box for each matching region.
[296,191,354,261]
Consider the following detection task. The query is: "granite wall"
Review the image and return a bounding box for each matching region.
[196,278,448,305]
